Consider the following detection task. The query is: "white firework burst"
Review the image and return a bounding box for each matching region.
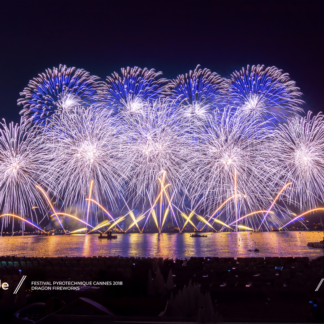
[124,99,186,206]
[44,107,127,223]
[185,109,281,229]
[270,111,324,210]
[0,120,51,229]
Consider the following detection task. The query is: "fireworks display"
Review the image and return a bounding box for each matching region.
[2,63,323,234]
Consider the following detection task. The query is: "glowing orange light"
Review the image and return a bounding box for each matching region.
[0,214,46,233]
[151,209,160,233]
[85,198,120,226]
[201,194,242,230]
[36,185,65,233]
[213,218,233,230]
[159,171,165,228]
[141,183,171,232]
[197,215,217,232]
[229,210,272,226]
[237,225,253,231]
[161,208,170,229]
[127,215,145,231]
[181,210,195,232]
[121,195,141,233]
[106,215,126,232]
[129,210,142,233]
[181,213,198,230]
[280,207,324,229]
[88,220,110,233]
[70,227,87,234]
[53,213,94,229]
[86,180,94,224]
[258,182,292,230]
[158,178,179,232]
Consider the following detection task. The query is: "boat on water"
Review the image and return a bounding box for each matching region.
[190,234,207,238]
[248,248,260,252]
[98,233,117,240]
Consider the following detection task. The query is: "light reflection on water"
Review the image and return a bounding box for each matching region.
[1,232,324,259]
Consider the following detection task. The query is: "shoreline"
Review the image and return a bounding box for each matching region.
[1,230,323,237]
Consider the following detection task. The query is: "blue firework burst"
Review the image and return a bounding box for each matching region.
[165,65,228,121]
[98,66,167,116]
[228,64,304,123]
[18,64,100,125]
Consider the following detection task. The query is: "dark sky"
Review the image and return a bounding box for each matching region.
[0,0,323,123]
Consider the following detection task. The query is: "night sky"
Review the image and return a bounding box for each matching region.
[0,0,323,123]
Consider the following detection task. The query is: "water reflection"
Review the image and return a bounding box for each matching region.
[0,232,324,259]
